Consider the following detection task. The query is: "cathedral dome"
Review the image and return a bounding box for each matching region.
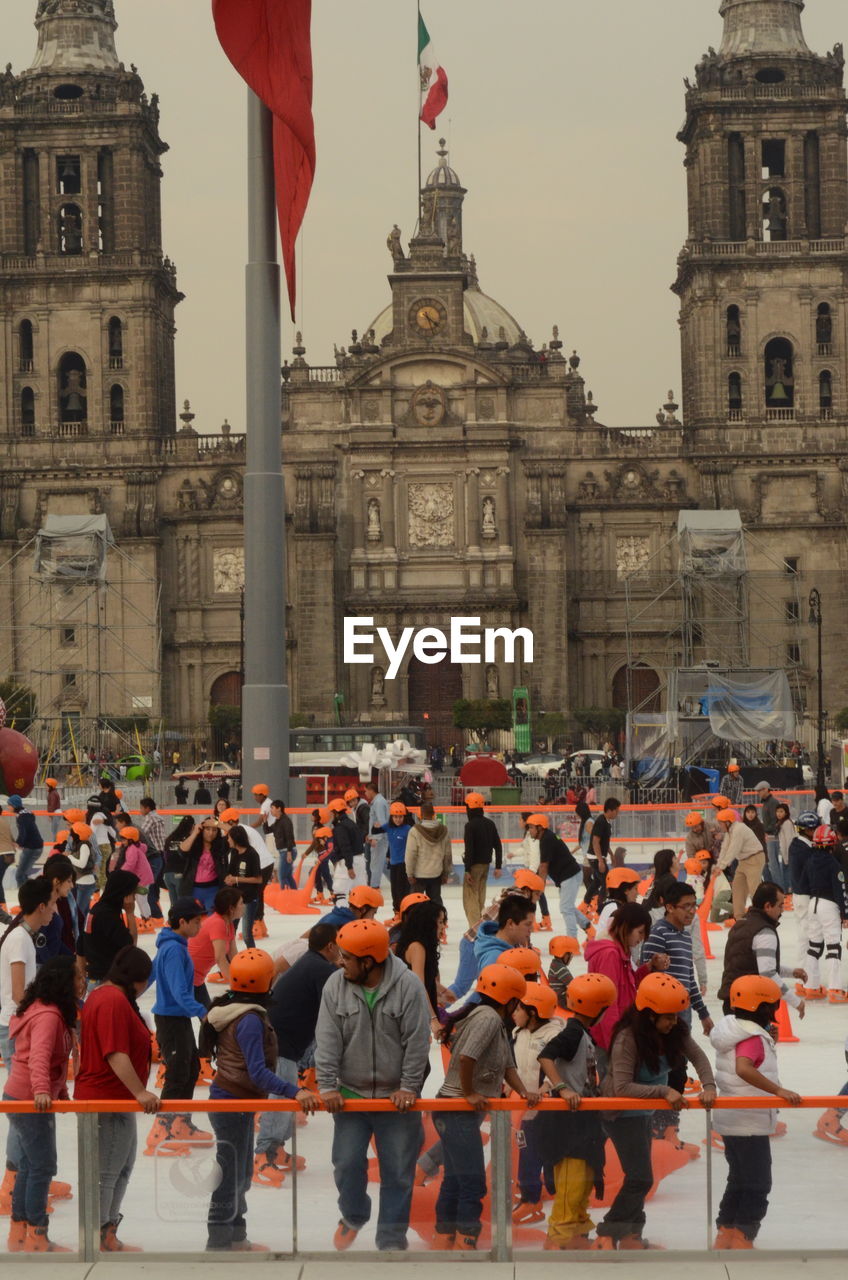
[718,0,810,59]
[367,283,523,349]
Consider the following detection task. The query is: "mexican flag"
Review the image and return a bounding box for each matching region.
[418,13,448,129]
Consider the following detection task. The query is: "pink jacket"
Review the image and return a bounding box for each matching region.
[119,841,153,887]
[584,937,651,1052]
[5,1000,72,1100]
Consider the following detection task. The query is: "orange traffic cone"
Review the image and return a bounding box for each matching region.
[697,880,717,957]
[774,1000,799,1044]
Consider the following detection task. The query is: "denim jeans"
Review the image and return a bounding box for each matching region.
[207,1110,254,1249]
[448,935,478,1003]
[516,1117,555,1203]
[0,1027,23,1170]
[763,837,786,890]
[74,882,96,922]
[369,836,388,889]
[241,898,260,948]
[433,1109,486,1238]
[256,1056,298,1153]
[6,1104,56,1226]
[192,883,219,915]
[598,1115,653,1241]
[146,853,163,916]
[15,847,42,888]
[98,1113,138,1227]
[559,872,590,937]
[331,1109,422,1249]
[163,872,182,907]
[278,852,297,890]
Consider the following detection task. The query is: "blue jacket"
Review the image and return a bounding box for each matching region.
[375,821,412,866]
[796,847,848,915]
[152,928,208,1019]
[318,905,355,930]
[473,920,511,971]
[787,835,812,895]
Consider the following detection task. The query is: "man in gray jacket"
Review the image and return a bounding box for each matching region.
[315,918,431,1252]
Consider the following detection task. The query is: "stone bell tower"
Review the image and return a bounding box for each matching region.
[0,0,181,445]
[673,0,848,429]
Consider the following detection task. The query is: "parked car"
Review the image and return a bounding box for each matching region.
[567,750,607,779]
[514,753,565,779]
[172,760,240,782]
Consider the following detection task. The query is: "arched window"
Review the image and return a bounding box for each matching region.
[110,384,124,431]
[108,316,123,368]
[764,337,794,410]
[816,303,833,353]
[819,370,833,416]
[728,373,743,416]
[58,203,83,255]
[20,387,35,436]
[726,306,741,356]
[762,187,787,242]
[18,320,34,372]
[58,352,87,424]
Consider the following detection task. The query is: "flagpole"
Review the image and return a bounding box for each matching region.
[417,2,422,229]
[242,88,290,801]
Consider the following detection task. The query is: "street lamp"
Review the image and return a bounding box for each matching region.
[808,588,826,792]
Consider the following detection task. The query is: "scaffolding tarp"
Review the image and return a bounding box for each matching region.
[34,515,115,581]
[670,668,795,742]
[677,510,747,577]
[627,712,673,785]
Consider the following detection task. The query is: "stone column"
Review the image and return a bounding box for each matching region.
[351,470,365,550]
[466,468,480,548]
[497,466,511,547]
[380,470,396,548]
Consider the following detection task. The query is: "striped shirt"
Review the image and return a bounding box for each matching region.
[642,917,709,1021]
[752,929,800,1009]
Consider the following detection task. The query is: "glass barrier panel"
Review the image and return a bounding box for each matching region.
[0,1107,78,1255]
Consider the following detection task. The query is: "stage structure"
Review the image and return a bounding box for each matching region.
[0,515,161,773]
[624,511,803,784]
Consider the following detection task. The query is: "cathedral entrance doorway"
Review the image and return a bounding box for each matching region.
[612,663,660,714]
[407,656,463,751]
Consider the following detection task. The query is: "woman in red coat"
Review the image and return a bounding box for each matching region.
[583,903,669,1071]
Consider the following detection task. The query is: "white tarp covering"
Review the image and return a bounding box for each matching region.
[627,712,673,785]
[34,514,115,581]
[670,668,795,742]
[677,510,747,577]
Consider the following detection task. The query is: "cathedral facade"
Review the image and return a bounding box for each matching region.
[0,0,846,753]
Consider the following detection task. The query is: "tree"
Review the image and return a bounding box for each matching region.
[834,707,848,734]
[0,678,36,733]
[572,706,626,739]
[532,711,569,750]
[209,703,241,749]
[452,698,513,743]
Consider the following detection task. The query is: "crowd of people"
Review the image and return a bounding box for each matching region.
[0,774,846,1253]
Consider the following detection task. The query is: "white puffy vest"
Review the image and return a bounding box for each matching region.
[711,1015,779,1136]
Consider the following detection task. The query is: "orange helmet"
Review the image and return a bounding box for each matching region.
[521,982,558,1020]
[389,802,408,817]
[684,811,704,828]
[314,826,333,839]
[344,788,360,803]
[694,848,712,862]
[729,974,782,1012]
[715,808,738,823]
[114,789,123,799]
[465,792,485,809]
[496,947,542,977]
[727,763,740,773]
[399,892,429,915]
[63,808,85,824]
[119,826,140,842]
[230,947,275,993]
[348,885,383,910]
[318,807,332,824]
[525,813,549,829]
[45,778,58,788]
[636,972,690,1014]
[549,935,580,959]
[684,857,703,875]
[566,972,617,1017]
[476,963,527,1005]
[606,867,640,890]
[328,798,348,812]
[53,829,69,845]
[513,868,545,893]
[219,807,240,823]
[337,919,390,963]
[710,795,730,809]
[71,822,92,840]
[251,783,269,796]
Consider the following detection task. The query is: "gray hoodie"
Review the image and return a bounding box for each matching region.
[315,952,431,1097]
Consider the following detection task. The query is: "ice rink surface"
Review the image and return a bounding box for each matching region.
[3,870,848,1257]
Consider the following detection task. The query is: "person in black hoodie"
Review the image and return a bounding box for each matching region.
[462,793,502,928]
[78,870,140,985]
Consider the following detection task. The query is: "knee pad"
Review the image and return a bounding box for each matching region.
[808,940,825,958]
[826,943,843,960]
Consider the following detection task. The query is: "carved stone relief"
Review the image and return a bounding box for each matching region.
[407,482,455,548]
[212,547,245,594]
[616,535,651,578]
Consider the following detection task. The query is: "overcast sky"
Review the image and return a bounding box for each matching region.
[5,0,845,428]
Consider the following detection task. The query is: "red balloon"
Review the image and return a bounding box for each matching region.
[0,727,39,798]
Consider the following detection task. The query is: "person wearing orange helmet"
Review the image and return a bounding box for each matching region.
[684,810,721,862]
[595,868,641,941]
[710,974,800,1249]
[44,777,62,841]
[461,793,503,928]
[65,821,97,920]
[547,935,580,1004]
[511,982,566,1223]
[315,918,431,1252]
[371,801,415,913]
[595,973,716,1250]
[111,826,154,926]
[328,797,368,892]
[537,973,617,1249]
[433,965,540,1249]
[718,762,744,806]
[713,807,767,921]
[199,948,320,1250]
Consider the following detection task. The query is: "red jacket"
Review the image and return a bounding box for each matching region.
[584,937,650,1052]
[5,1000,72,1100]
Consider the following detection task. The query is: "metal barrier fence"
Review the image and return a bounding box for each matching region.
[0,1095,843,1261]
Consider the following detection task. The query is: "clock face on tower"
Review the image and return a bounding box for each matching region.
[409,296,447,337]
